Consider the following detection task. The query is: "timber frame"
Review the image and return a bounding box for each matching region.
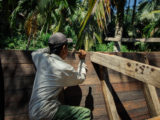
[105,37,160,42]
[105,37,160,52]
[91,52,160,120]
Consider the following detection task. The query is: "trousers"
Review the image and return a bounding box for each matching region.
[53,105,91,120]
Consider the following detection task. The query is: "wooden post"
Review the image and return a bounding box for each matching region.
[147,115,160,120]
[99,66,120,120]
[143,56,160,117]
[101,80,121,120]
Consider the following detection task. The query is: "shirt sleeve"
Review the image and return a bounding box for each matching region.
[54,60,87,87]
[31,47,50,67]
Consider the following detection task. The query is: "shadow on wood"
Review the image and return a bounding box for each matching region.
[0,59,4,120]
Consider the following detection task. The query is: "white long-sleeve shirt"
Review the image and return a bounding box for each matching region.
[29,48,87,120]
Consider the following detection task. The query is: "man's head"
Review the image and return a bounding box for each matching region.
[48,32,72,59]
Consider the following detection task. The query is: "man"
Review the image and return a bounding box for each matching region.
[29,32,91,120]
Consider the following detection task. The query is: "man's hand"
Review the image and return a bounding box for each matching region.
[78,50,86,60]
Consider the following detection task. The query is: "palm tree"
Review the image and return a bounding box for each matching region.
[10,0,81,50]
[138,0,160,37]
[114,0,126,51]
[77,0,111,50]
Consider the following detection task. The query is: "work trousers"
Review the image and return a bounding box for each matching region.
[53,105,91,120]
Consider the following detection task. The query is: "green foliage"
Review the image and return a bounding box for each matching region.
[2,32,51,50]
[3,34,28,49]
[134,42,149,51]
[137,0,160,37]
[33,32,51,49]
[95,42,114,52]
[95,43,107,51]
[106,42,114,52]
[120,45,129,52]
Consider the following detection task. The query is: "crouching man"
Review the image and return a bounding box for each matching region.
[29,32,91,120]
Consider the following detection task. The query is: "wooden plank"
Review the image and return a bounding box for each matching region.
[105,37,160,42]
[112,82,142,92]
[117,90,145,102]
[101,80,120,120]
[5,89,32,104]
[94,115,109,120]
[0,50,32,64]
[123,99,147,111]
[5,103,28,116]
[132,114,150,120]
[2,64,35,77]
[147,115,160,120]
[5,114,29,120]
[143,84,160,116]
[92,105,108,118]
[128,107,149,118]
[91,52,160,88]
[4,76,34,91]
[143,57,160,117]
[0,58,4,120]
[108,69,137,83]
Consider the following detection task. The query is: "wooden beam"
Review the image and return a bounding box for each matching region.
[105,37,160,42]
[90,52,160,88]
[98,66,120,120]
[143,57,160,117]
[147,115,160,120]
[143,84,160,116]
[101,80,120,120]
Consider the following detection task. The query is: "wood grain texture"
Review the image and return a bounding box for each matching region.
[117,90,145,102]
[147,115,160,120]
[0,50,33,64]
[112,82,143,92]
[91,52,160,88]
[101,80,120,120]
[1,50,108,120]
[4,76,34,91]
[128,107,149,118]
[143,57,160,117]
[143,84,160,116]
[123,99,147,111]
[132,114,150,120]
[5,114,29,120]
[2,50,160,120]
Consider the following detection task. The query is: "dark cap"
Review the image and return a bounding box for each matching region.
[48,32,72,45]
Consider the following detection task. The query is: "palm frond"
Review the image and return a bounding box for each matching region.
[24,11,38,37]
[94,32,102,43]
[77,0,111,48]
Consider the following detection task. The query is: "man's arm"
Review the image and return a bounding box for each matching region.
[55,50,87,86]
[56,60,87,87]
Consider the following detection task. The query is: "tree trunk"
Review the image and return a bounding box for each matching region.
[126,0,130,21]
[114,0,125,52]
[132,0,137,25]
[1,0,10,36]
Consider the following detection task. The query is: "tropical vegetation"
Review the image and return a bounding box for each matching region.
[0,0,160,51]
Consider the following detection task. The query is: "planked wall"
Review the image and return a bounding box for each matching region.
[0,50,108,120]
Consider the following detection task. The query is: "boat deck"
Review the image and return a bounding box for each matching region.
[1,50,160,120]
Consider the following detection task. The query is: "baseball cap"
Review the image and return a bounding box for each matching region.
[48,32,72,45]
